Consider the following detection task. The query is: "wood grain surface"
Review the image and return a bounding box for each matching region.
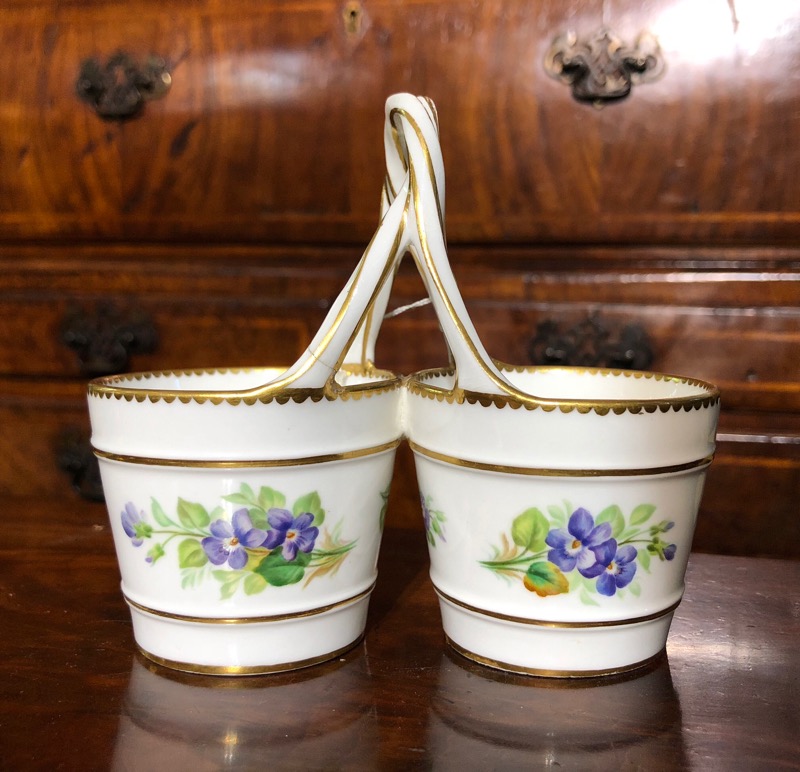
[1,0,798,243]
[0,0,797,559]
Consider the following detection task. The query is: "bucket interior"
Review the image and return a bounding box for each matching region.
[500,367,715,402]
[412,366,716,404]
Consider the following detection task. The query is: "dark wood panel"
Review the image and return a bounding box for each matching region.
[0,297,312,377]
[1,0,798,244]
[2,248,796,398]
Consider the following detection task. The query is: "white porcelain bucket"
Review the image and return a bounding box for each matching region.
[386,94,721,677]
[89,367,401,674]
[87,102,415,675]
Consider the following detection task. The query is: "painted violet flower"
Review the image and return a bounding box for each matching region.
[582,540,638,596]
[202,509,267,569]
[545,508,613,575]
[121,502,150,547]
[263,509,319,561]
[421,494,431,533]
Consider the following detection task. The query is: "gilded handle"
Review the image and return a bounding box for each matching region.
[76,52,171,120]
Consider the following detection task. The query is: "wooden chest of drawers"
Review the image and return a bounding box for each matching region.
[1,0,798,556]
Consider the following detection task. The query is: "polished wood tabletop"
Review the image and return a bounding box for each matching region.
[2,498,799,770]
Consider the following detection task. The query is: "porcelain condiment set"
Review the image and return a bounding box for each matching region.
[88,94,719,677]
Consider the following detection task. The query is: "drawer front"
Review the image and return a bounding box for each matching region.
[0,247,354,377]
[379,259,800,412]
[1,0,798,245]
[0,296,314,378]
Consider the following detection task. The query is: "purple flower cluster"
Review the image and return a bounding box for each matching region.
[545,508,636,597]
[121,503,149,547]
[201,508,319,568]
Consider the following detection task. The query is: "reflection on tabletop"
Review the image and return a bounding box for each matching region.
[426,650,686,769]
[113,647,378,770]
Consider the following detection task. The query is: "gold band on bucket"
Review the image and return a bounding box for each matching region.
[446,636,666,679]
[434,585,681,628]
[94,438,401,468]
[137,635,365,676]
[410,440,713,478]
[123,584,374,625]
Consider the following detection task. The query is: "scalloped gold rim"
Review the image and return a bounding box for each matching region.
[406,365,720,415]
[88,366,402,405]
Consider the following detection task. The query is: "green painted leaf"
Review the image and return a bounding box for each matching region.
[259,486,286,512]
[222,493,254,506]
[177,498,210,529]
[133,521,153,540]
[181,567,202,589]
[579,586,601,607]
[254,549,311,586]
[146,543,165,564]
[638,547,651,572]
[512,508,550,552]
[523,561,569,597]
[243,573,268,595]
[248,507,268,529]
[547,504,567,526]
[292,491,325,526]
[597,505,625,538]
[379,487,390,531]
[150,498,174,527]
[178,538,208,568]
[630,504,657,526]
[629,581,642,597]
[212,570,243,600]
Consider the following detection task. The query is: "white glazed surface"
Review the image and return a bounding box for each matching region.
[405,368,718,675]
[89,368,401,460]
[90,369,401,673]
[405,368,718,469]
[415,461,705,624]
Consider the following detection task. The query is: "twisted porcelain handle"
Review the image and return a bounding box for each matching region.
[385,94,519,397]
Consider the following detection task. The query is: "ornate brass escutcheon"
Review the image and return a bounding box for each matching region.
[60,301,159,377]
[528,313,653,370]
[76,51,171,120]
[544,28,664,106]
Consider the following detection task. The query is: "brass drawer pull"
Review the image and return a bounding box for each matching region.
[544,28,664,106]
[528,313,653,370]
[57,427,104,502]
[76,52,171,120]
[60,302,159,377]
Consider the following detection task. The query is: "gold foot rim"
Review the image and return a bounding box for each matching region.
[136,634,365,677]
[446,635,666,679]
